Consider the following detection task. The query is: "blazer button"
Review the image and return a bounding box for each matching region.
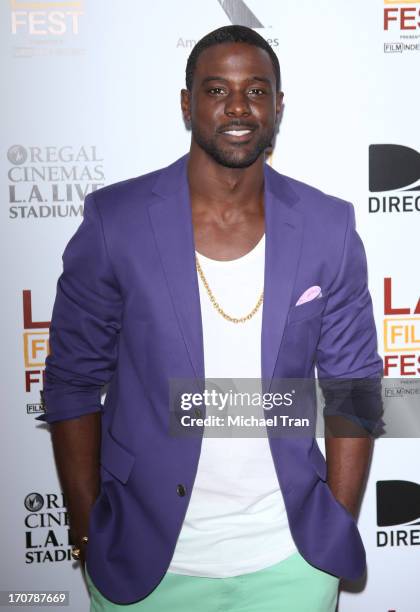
[176,484,187,497]
[194,408,202,417]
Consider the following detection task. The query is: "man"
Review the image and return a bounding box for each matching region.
[38,25,383,611]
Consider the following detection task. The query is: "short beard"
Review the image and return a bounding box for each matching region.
[192,126,273,168]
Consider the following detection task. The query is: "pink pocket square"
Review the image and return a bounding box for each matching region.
[295,286,322,306]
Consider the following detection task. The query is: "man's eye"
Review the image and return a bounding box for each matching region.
[249,88,265,95]
[208,87,226,95]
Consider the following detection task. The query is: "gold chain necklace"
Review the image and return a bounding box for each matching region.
[195,254,264,324]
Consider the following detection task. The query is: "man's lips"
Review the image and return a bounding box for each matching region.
[218,125,257,141]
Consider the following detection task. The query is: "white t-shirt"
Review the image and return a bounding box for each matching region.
[167,234,297,577]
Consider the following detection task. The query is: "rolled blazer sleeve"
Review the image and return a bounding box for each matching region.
[36,192,122,423]
[316,202,383,379]
[315,203,383,433]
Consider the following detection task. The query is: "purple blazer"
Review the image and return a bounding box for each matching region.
[38,154,382,604]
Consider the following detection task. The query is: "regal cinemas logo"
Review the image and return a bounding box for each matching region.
[383,278,420,376]
[376,480,420,548]
[7,144,104,220]
[369,145,420,213]
[24,491,72,563]
[23,290,50,413]
[383,0,420,53]
[10,0,83,36]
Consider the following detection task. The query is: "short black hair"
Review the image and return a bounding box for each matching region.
[185,25,281,92]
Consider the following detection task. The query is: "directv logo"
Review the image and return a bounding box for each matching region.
[368,145,420,213]
[376,480,420,547]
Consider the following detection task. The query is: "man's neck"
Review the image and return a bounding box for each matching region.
[187,141,265,215]
[187,142,265,259]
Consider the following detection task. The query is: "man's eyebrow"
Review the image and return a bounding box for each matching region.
[201,76,228,85]
[250,76,272,86]
[200,76,273,86]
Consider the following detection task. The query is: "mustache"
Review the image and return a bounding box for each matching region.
[217,121,258,133]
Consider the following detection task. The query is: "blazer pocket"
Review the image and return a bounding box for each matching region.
[100,427,136,484]
[287,295,328,325]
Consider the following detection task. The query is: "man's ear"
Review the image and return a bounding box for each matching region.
[275,91,284,117]
[181,89,191,123]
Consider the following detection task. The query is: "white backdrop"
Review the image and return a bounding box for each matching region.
[1,1,419,610]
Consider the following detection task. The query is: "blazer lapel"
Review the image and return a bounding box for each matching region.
[261,166,303,389]
[148,156,205,382]
[148,155,303,391]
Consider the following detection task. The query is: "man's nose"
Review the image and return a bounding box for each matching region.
[224,92,251,117]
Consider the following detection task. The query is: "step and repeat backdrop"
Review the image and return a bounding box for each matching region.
[1,1,419,610]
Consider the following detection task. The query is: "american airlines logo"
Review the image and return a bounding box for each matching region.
[217,0,264,28]
[176,1,274,51]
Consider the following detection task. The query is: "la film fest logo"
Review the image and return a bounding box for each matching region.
[368,144,420,214]
[23,290,50,411]
[7,144,105,220]
[376,480,420,548]
[383,278,420,377]
[24,491,73,563]
[383,0,420,53]
[10,0,85,58]
[10,0,83,35]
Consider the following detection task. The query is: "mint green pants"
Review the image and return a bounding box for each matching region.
[85,552,339,612]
